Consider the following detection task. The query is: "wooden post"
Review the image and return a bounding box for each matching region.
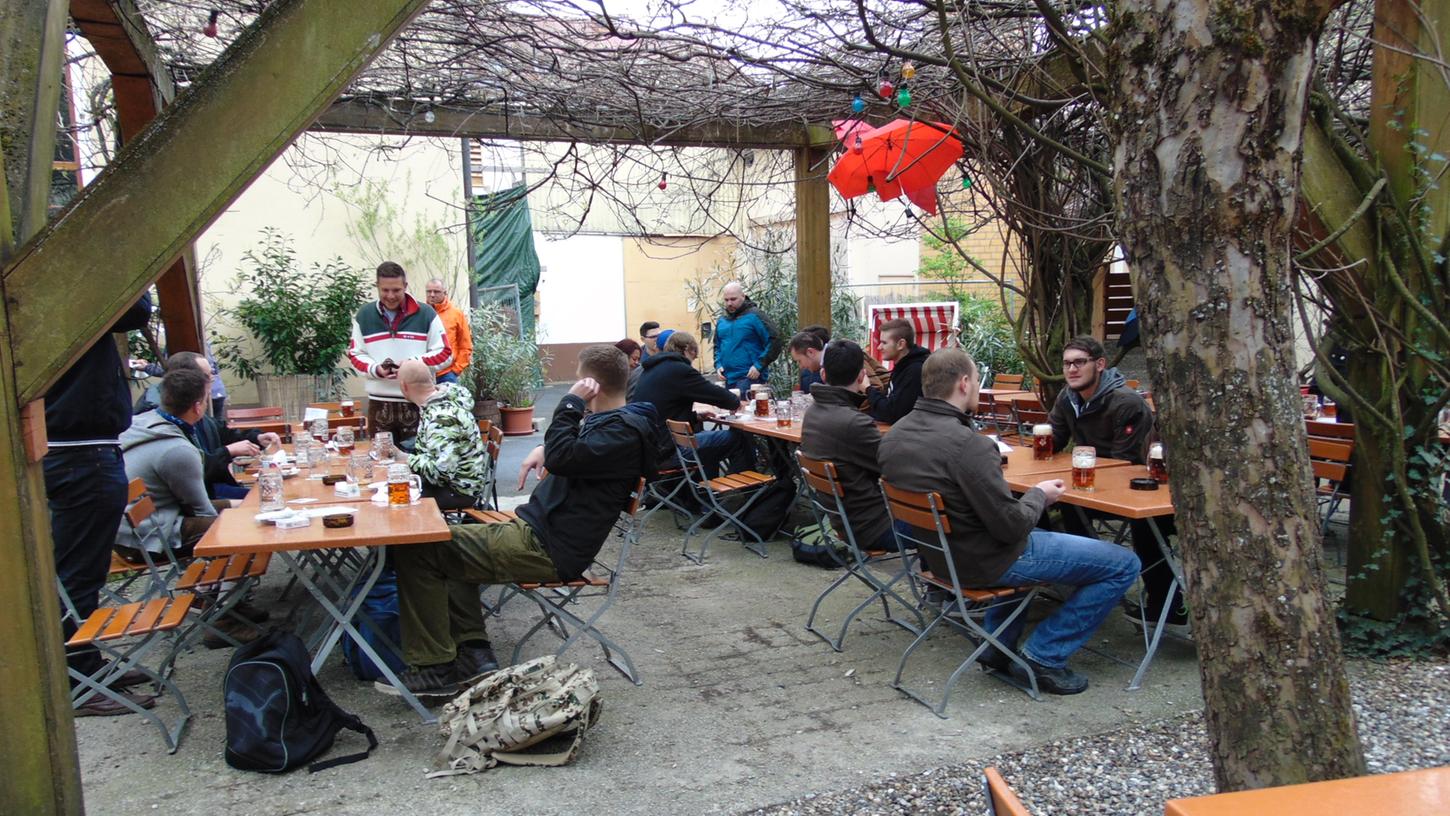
[0,1,85,813]
[794,146,832,329]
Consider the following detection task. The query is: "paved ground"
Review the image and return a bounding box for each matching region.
[75,392,1205,814]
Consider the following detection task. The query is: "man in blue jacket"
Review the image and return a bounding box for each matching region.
[714,281,783,395]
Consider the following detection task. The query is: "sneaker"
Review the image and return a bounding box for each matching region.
[1123,601,1191,631]
[202,617,263,649]
[1010,658,1089,695]
[74,689,158,717]
[374,662,461,700]
[456,642,500,682]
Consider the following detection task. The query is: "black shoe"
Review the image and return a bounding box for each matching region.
[456,641,500,682]
[1010,658,1089,695]
[975,647,1013,674]
[374,662,460,699]
[229,599,271,624]
[1123,601,1190,629]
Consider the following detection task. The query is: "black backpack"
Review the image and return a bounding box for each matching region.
[224,630,377,773]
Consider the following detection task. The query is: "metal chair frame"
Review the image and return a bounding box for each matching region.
[797,452,922,651]
[880,479,1042,716]
[666,419,776,564]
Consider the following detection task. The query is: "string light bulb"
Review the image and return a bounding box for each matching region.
[878,79,895,99]
[897,87,911,107]
[852,135,864,154]
[658,173,668,191]
[851,95,865,113]
[203,10,219,38]
[901,61,917,81]
[423,109,436,124]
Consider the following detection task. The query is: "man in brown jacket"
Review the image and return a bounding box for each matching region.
[879,347,1139,694]
[800,340,909,551]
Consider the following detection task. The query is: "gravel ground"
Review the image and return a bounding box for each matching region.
[745,659,1450,816]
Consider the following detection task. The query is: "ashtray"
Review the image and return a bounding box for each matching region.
[321,474,347,485]
[322,512,355,528]
[1129,477,1160,491]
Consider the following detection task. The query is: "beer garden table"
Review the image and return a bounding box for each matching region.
[1163,765,1450,815]
[1002,462,1181,690]
[195,447,451,721]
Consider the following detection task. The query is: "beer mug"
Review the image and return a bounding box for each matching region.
[386,463,421,507]
[309,417,329,441]
[1148,442,1168,483]
[1032,423,1053,460]
[340,399,355,417]
[335,425,355,455]
[1071,446,1097,492]
[774,399,794,428]
[307,440,328,474]
[753,385,772,418]
[349,451,374,484]
[1302,395,1321,419]
[373,431,394,461]
[294,434,312,472]
[258,468,285,512]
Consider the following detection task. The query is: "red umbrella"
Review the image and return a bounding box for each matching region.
[828,119,963,215]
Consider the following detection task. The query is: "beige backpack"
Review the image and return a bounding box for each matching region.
[427,655,601,777]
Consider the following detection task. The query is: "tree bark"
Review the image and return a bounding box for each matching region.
[1108,0,1366,790]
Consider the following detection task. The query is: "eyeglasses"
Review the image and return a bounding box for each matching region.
[644,333,660,340]
[1062,357,1098,370]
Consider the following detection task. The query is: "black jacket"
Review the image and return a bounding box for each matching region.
[800,384,892,548]
[633,351,740,429]
[195,416,261,496]
[1048,367,1154,464]
[45,295,153,443]
[865,344,930,424]
[516,396,659,581]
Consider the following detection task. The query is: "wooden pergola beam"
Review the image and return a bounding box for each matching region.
[2,0,432,405]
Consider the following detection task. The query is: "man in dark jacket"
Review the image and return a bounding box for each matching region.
[1049,336,1182,629]
[714,281,783,395]
[865,318,930,424]
[44,293,157,715]
[386,345,658,698]
[634,330,750,476]
[879,347,1138,694]
[800,340,910,551]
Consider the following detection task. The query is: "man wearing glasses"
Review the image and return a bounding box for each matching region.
[639,321,661,360]
[1049,336,1184,632]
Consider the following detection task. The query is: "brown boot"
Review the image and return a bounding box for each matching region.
[75,689,158,717]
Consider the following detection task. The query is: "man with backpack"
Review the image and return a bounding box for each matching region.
[381,345,660,699]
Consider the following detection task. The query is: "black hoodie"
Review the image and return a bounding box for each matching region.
[633,351,741,429]
[515,396,659,581]
[865,344,930,424]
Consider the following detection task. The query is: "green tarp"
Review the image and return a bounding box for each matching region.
[470,185,540,335]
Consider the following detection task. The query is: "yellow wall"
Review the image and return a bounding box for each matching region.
[621,236,738,372]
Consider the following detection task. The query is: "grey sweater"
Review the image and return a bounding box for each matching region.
[116,411,216,553]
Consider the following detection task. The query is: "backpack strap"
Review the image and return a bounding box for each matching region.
[307,716,378,773]
[490,697,602,768]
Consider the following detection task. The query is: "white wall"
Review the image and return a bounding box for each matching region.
[533,234,627,345]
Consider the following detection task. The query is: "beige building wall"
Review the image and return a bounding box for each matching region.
[621,236,736,373]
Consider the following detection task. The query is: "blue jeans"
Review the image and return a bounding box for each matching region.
[44,445,130,677]
[436,371,459,384]
[727,374,761,399]
[690,428,752,478]
[215,482,251,501]
[873,520,917,552]
[984,530,1139,668]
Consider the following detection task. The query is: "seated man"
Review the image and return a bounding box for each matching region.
[789,326,831,394]
[879,348,1139,694]
[395,360,490,510]
[800,340,911,551]
[1049,336,1182,628]
[865,317,930,423]
[142,351,280,501]
[633,330,751,476]
[115,367,221,563]
[384,345,660,698]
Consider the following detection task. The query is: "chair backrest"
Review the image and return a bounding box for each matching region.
[1308,437,1353,482]
[664,419,714,492]
[128,477,147,504]
[983,768,1032,816]
[665,419,696,449]
[993,373,1025,390]
[486,425,504,462]
[1306,420,1355,441]
[796,452,862,553]
[880,478,966,589]
[308,401,342,412]
[229,406,284,421]
[477,418,493,437]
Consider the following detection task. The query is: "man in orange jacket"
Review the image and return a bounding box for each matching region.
[425,277,474,384]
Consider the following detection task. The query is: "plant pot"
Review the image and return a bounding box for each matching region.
[473,397,502,427]
[255,374,329,422]
[499,405,535,436]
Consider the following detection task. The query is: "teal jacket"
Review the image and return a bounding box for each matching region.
[714,298,782,380]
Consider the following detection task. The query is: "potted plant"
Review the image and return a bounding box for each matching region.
[211,229,369,420]
[460,302,510,425]
[492,332,550,435]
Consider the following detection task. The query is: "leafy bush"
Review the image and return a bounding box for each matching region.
[462,301,550,407]
[211,229,369,392]
[955,292,1024,383]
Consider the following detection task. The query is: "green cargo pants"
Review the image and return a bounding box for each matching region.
[393,518,559,667]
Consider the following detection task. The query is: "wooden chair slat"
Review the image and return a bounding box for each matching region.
[126,495,156,528]
[200,558,230,586]
[222,554,251,582]
[99,603,141,641]
[885,501,943,532]
[128,597,169,633]
[127,478,147,503]
[156,594,195,632]
[69,608,114,647]
[175,560,207,589]
[801,469,841,497]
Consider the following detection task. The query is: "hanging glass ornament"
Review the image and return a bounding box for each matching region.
[878,79,895,99]
[203,10,219,37]
[851,95,866,113]
[897,87,912,108]
[901,61,917,81]
[852,135,864,154]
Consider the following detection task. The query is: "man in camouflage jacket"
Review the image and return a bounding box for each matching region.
[397,360,489,510]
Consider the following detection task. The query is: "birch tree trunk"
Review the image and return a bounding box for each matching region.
[1107,0,1366,788]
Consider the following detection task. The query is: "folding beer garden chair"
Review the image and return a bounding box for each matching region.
[797,452,922,652]
[666,419,776,563]
[56,577,195,752]
[638,461,694,530]
[880,479,1043,715]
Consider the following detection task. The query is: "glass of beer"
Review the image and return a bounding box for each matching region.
[1148,442,1168,483]
[335,426,355,455]
[340,399,355,417]
[387,463,418,507]
[754,385,772,418]
[775,399,794,428]
[1032,423,1053,461]
[293,434,312,476]
[373,431,394,462]
[1071,445,1097,491]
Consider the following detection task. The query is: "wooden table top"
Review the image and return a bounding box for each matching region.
[1163,766,1450,815]
[194,475,449,557]
[1004,461,1174,519]
[1000,446,1134,477]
